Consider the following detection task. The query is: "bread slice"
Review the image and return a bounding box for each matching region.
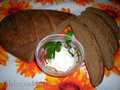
[57,18,104,86]
[86,7,119,52]
[86,7,119,32]
[78,12,114,69]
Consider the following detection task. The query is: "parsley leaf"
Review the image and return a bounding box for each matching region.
[43,41,62,60]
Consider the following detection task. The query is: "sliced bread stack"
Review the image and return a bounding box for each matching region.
[73,7,119,86]
[57,7,119,86]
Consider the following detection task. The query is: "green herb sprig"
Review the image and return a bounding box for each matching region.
[43,41,62,60]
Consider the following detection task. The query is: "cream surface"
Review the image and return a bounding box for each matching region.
[46,46,76,72]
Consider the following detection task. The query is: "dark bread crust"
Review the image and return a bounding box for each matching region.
[0,10,75,61]
[78,12,114,69]
[57,18,104,86]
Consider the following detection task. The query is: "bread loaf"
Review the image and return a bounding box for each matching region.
[0,10,75,61]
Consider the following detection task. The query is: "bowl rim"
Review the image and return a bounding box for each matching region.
[35,33,85,77]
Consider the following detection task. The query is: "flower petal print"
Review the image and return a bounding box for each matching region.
[0,0,31,19]
[0,47,8,66]
[34,66,95,90]
[36,0,56,4]
[35,82,58,90]
[0,82,7,90]
[74,0,92,5]
[16,59,41,78]
[112,48,120,75]
[36,0,92,5]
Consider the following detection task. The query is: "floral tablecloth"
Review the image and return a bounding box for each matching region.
[0,0,120,90]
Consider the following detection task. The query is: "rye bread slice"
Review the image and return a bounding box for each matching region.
[86,7,119,32]
[86,7,119,52]
[78,12,114,69]
[57,18,104,86]
[0,10,74,61]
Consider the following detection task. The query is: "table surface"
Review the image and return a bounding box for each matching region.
[0,0,120,90]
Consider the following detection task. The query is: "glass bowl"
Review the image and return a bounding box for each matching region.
[35,34,84,77]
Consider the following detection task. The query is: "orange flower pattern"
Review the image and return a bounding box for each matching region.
[35,66,95,90]
[36,0,56,4]
[0,0,31,20]
[112,48,120,75]
[74,0,92,5]
[0,82,7,90]
[16,59,41,78]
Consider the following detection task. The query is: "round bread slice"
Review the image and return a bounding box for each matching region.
[78,12,114,69]
[86,7,119,52]
[57,18,104,87]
